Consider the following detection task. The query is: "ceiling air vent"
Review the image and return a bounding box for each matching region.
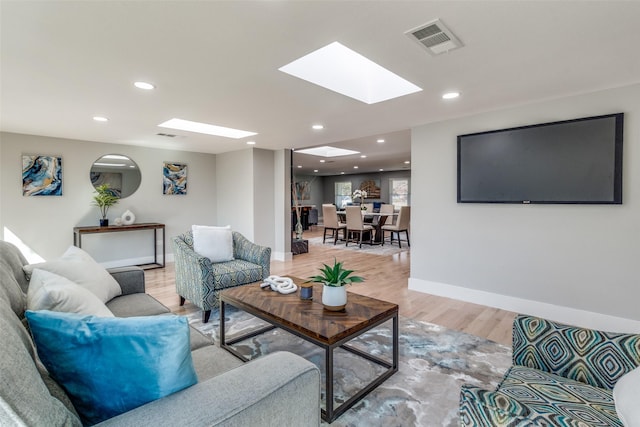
[406,19,463,55]
[156,132,177,138]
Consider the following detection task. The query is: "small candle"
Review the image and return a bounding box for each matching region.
[300,283,313,300]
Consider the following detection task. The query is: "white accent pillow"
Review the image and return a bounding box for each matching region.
[23,246,122,303]
[192,225,234,263]
[614,366,640,426]
[27,269,114,317]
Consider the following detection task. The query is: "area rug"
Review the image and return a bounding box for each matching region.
[188,307,511,426]
[307,236,410,256]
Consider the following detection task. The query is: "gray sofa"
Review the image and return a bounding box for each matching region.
[0,240,321,426]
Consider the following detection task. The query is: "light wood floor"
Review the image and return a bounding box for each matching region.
[145,228,516,346]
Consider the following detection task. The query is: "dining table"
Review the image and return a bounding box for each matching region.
[337,210,397,244]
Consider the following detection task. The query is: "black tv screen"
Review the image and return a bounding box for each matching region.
[457,113,624,204]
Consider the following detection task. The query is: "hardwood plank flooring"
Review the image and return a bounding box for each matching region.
[145,228,516,346]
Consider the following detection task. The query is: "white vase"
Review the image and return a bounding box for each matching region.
[121,209,135,225]
[322,284,347,311]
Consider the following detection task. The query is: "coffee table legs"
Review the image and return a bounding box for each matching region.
[323,313,398,422]
[220,300,398,423]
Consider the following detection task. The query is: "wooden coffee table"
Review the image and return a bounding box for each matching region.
[219,279,399,423]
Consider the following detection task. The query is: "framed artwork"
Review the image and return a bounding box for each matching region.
[163,162,187,195]
[294,181,311,202]
[359,179,381,199]
[22,155,63,196]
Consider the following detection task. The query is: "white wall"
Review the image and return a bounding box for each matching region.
[409,83,640,332]
[252,148,275,249]
[0,132,217,265]
[215,149,254,239]
[215,147,285,253]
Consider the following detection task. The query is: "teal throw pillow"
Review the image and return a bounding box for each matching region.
[25,310,198,425]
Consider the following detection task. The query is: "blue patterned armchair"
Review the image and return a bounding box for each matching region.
[460,315,640,426]
[173,231,271,323]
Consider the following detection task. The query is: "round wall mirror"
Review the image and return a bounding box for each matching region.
[90,154,141,198]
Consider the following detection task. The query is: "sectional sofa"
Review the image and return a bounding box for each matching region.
[0,240,320,426]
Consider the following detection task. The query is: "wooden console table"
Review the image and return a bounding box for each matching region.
[73,223,165,269]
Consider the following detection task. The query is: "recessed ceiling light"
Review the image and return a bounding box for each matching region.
[404,160,411,164]
[134,81,155,90]
[377,139,385,143]
[279,41,422,104]
[353,166,359,169]
[314,169,318,173]
[312,124,324,130]
[295,146,359,157]
[379,168,384,171]
[442,91,460,99]
[93,116,108,122]
[341,172,345,175]
[297,165,302,168]
[158,118,257,139]
[360,155,367,158]
[246,141,256,145]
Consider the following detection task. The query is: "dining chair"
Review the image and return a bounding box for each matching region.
[362,203,375,224]
[322,204,346,244]
[345,206,373,248]
[382,205,410,248]
[379,204,395,225]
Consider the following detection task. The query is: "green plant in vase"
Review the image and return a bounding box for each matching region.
[307,258,364,311]
[92,184,119,227]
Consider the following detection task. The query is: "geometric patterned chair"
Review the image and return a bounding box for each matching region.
[460,315,640,426]
[172,230,271,323]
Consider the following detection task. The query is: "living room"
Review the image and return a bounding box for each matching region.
[2,1,640,425]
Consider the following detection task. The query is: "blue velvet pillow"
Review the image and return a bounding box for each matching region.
[25,310,198,425]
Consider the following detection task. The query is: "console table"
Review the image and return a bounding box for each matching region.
[73,223,165,269]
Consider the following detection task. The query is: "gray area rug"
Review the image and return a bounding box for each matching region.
[307,235,410,256]
[188,307,511,426]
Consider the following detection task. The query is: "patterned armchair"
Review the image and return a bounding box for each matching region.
[173,231,271,323]
[460,315,640,426]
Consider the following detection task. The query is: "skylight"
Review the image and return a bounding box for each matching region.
[295,146,360,157]
[158,118,257,139]
[279,42,422,104]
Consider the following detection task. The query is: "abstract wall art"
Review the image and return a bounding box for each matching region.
[294,181,311,202]
[163,162,187,195]
[22,155,63,196]
[359,179,381,199]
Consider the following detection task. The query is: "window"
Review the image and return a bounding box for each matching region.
[335,182,352,208]
[390,178,410,207]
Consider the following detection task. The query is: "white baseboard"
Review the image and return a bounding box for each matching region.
[272,251,293,262]
[100,253,174,269]
[409,277,640,333]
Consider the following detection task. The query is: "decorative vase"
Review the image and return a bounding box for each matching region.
[295,220,303,240]
[322,284,347,311]
[99,219,109,227]
[121,209,135,225]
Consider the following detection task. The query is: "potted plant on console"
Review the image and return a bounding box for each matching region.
[92,184,119,227]
[307,259,365,311]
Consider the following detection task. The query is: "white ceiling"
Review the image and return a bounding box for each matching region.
[2,1,640,176]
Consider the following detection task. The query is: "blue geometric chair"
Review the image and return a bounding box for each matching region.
[173,231,271,323]
[460,315,640,426]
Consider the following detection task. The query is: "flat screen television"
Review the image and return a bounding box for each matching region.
[457,113,624,204]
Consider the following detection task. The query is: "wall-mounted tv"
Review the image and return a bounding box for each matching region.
[457,113,624,204]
